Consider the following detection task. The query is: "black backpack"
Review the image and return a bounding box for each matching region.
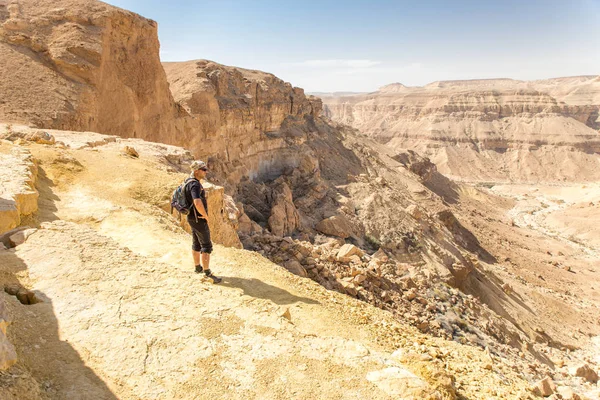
[170,177,198,217]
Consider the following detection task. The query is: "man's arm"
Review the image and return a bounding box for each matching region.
[193,198,209,220]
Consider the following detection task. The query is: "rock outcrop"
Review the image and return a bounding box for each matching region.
[172,181,242,249]
[0,138,38,234]
[320,77,600,182]
[267,180,300,237]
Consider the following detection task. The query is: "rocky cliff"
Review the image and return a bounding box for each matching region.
[0,0,182,141]
[162,60,322,185]
[321,77,600,182]
[0,0,323,188]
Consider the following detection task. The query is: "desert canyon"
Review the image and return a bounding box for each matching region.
[1,0,599,399]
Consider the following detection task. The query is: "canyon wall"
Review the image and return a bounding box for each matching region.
[162,60,322,185]
[0,0,183,141]
[0,0,322,186]
[321,77,600,182]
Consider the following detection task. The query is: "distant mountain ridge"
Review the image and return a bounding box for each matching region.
[321,75,600,183]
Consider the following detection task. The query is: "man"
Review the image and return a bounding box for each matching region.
[186,160,222,283]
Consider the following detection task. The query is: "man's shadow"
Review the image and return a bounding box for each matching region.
[219,277,320,305]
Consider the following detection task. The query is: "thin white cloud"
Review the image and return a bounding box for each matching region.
[334,62,424,75]
[283,59,382,68]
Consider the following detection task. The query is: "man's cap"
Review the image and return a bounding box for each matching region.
[190,160,207,171]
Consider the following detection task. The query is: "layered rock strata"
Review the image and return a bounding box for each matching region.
[321,77,600,182]
[162,60,322,186]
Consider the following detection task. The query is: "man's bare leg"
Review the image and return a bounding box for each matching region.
[192,251,210,271]
[201,252,210,271]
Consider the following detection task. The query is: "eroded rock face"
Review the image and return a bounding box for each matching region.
[163,60,323,186]
[321,77,600,182]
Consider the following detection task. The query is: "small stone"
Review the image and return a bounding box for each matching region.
[0,226,32,248]
[339,280,358,296]
[280,308,291,321]
[405,204,425,220]
[122,146,139,158]
[27,130,55,145]
[9,228,37,247]
[354,274,367,284]
[283,260,307,278]
[375,176,386,186]
[405,289,417,301]
[4,284,21,296]
[349,255,362,264]
[416,321,429,332]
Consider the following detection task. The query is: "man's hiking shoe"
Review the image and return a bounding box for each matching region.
[194,264,203,273]
[204,269,222,284]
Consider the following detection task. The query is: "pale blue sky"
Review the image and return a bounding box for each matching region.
[103,0,600,92]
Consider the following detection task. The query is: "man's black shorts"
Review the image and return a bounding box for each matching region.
[188,216,213,254]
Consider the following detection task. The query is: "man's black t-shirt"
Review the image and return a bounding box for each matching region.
[185,178,208,218]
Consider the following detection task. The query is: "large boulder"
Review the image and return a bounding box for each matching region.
[568,363,598,383]
[532,377,556,397]
[337,244,364,262]
[283,260,307,278]
[315,215,353,239]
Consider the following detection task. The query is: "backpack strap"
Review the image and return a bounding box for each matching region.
[184,177,200,222]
